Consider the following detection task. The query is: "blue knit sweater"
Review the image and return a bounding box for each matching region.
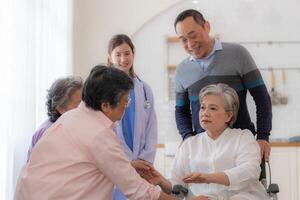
[175,42,272,140]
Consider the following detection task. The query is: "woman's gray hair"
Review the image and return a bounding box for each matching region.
[199,83,240,127]
[46,76,83,122]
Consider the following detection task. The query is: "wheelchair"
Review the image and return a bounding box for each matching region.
[260,160,279,199]
[171,160,280,199]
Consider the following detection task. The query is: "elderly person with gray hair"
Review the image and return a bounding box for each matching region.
[146,83,268,200]
[27,76,83,162]
[16,65,176,200]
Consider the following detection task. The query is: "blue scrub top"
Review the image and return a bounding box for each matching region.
[121,89,135,151]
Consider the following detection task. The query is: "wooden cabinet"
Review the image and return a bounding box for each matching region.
[154,147,165,177]
[154,147,176,179]
[266,147,298,200]
[298,148,300,200]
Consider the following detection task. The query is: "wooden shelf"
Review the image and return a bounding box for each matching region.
[167,64,177,69]
[270,142,300,147]
[167,36,179,43]
[156,144,165,148]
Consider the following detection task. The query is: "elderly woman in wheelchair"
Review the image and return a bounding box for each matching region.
[146,83,269,199]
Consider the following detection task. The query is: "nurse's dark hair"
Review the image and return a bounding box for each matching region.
[174,9,206,31]
[107,34,136,78]
[83,64,134,111]
[199,83,240,127]
[46,76,83,122]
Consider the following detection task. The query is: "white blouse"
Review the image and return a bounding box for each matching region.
[170,128,268,200]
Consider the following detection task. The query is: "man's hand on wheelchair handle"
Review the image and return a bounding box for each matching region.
[257,139,271,161]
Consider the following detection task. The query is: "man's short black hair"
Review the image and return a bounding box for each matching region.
[82,64,134,111]
[174,9,206,31]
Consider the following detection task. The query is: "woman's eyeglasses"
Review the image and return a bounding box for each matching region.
[124,97,131,108]
[119,96,131,108]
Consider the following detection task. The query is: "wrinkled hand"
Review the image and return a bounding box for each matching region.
[257,140,271,161]
[182,172,208,184]
[131,159,153,171]
[192,196,209,200]
[131,160,161,184]
[140,168,163,185]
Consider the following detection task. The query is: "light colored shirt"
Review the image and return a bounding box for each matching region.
[14,102,160,200]
[170,128,268,200]
[189,39,222,72]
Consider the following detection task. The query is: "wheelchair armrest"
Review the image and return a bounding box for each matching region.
[267,183,279,194]
[172,185,188,198]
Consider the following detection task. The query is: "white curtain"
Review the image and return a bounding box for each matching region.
[0,0,73,199]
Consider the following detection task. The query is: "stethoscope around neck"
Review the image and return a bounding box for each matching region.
[136,77,151,109]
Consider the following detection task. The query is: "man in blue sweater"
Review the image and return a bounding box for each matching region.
[174,9,272,161]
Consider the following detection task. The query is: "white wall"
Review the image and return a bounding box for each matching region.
[73,0,182,78]
[132,0,300,142]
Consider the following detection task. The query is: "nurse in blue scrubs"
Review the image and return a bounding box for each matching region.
[107,34,158,200]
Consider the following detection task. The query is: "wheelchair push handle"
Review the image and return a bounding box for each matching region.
[260,159,266,181]
[261,159,280,198]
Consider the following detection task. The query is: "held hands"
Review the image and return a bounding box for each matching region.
[257,140,271,161]
[131,159,153,171]
[142,168,164,186]
[182,172,209,184]
[131,159,163,185]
